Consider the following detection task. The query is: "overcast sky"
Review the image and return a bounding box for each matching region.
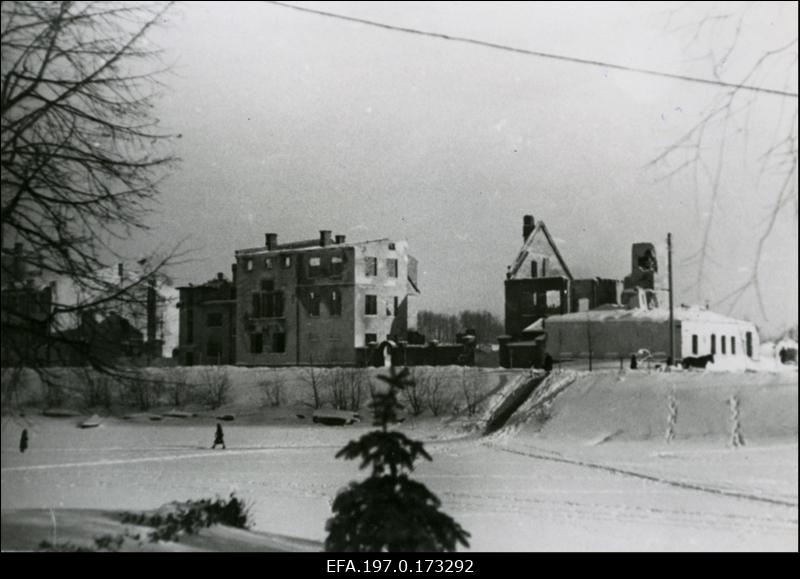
[136,1,798,336]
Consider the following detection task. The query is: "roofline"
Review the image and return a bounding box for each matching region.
[235,237,402,257]
[537,222,573,280]
[509,221,573,280]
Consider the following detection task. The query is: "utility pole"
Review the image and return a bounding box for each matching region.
[668,233,675,365]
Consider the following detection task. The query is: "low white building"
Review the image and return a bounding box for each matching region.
[540,304,760,371]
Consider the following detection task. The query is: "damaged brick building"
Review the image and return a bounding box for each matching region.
[234,230,420,366]
[500,215,622,367]
[175,272,237,366]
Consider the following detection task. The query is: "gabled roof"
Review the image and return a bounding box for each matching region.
[508,221,573,280]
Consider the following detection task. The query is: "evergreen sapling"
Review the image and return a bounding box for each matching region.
[325,366,470,552]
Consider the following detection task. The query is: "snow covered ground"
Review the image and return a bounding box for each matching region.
[1,368,797,551]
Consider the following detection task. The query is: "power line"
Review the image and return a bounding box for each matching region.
[264,1,799,99]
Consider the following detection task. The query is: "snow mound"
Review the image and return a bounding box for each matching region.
[500,370,797,445]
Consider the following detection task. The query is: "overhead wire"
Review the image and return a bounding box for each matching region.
[264,1,799,99]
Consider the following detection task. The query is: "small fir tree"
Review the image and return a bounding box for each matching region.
[325,367,470,552]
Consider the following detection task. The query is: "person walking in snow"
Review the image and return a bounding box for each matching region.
[211,423,226,449]
[19,429,28,453]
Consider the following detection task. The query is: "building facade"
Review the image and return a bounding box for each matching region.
[234,231,420,366]
[543,305,760,370]
[501,215,623,367]
[175,273,237,366]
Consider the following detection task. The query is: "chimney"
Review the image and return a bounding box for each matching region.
[265,233,278,250]
[335,234,346,244]
[320,230,332,247]
[522,215,535,240]
[217,272,224,281]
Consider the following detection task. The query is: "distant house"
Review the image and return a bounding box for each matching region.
[175,273,237,366]
[542,305,760,370]
[501,215,622,367]
[540,242,760,370]
[1,244,56,366]
[234,230,421,366]
[1,243,177,367]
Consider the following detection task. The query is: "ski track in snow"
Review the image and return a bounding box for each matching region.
[0,445,340,473]
[485,442,798,507]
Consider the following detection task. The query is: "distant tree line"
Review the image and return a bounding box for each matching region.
[416,310,503,345]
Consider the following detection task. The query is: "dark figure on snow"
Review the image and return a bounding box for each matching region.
[19,429,28,453]
[682,354,715,369]
[630,354,638,370]
[211,423,226,449]
[543,354,554,373]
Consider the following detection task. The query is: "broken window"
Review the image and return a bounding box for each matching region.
[206,341,221,358]
[272,332,286,353]
[308,256,321,278]
[206,312,223,327]
[330,255,344,275]
[329,289,342,316]
[264,257,273,270]
[365,257,378,276]
[638,249,657,271]
[387,258,398,278]
[250,332,263,354]
[365,333,378,345]
[385,298,394,316]
[545,290,561,309]
[692,334,698,355]
[308,291,321,316]
[365,294,377,315]
[251,293,262,318]
[263,290,284,318]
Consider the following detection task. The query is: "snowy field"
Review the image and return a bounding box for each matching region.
[1,368,797,551]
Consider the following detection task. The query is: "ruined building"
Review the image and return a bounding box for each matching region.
[543,243,760,370]
[233,231,420,366]
[501,215,621,367]
[175,272,237,366]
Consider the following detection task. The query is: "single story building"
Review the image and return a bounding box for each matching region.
[540,304,760,371]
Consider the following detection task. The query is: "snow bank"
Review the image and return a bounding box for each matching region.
[500,370,797,445]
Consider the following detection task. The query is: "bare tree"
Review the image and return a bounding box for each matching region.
[299,361,324,409]
[457,367,482,416]
[260,368,285,408]
[422,368,452,417]
[327,367,366,411]
[653,3,797,318]
[403,368,426,416]
[201,367,230,410]
[1,1,179,405]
